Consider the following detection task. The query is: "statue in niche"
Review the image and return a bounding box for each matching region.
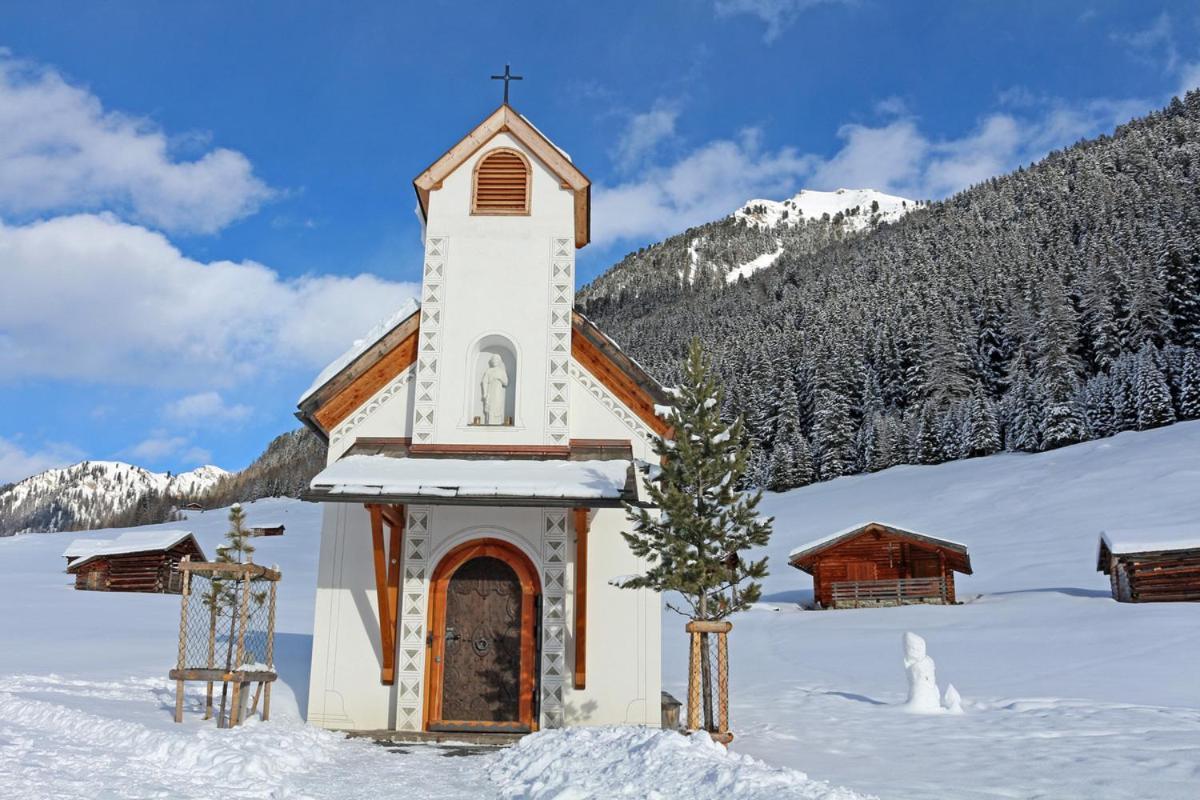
[480,354,510,425]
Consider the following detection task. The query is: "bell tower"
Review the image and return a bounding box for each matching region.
[409,101,591,450]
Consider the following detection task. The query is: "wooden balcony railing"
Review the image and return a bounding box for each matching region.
[830,577,947,608]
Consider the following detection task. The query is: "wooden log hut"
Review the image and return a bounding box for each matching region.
[63,530,206,594]
[1097,531,1200,603]
[249,522,285,537]
[789,521,972,609]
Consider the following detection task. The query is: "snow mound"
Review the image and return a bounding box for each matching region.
[488,726,874,800]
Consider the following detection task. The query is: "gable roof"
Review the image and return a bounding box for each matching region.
[789,521,972,575]
[296,303,669,441]
[412,104,591,248]
[64,530,204,572]
[1097,529,1200,571]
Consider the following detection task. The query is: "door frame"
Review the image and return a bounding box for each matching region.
[423,537,541,732]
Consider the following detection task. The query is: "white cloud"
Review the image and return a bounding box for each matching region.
[164,391,252,424]
[592,93,1155,247]
[613,101,680,171]
[714,0,854,42]
[0,437,84,484]
[0,213,420,388]
[0,51,272,234]
[1116,12,1178,72]
[593,128,816,244]
[124,433,212,466]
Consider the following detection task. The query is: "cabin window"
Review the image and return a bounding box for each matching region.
[472,148,530,215]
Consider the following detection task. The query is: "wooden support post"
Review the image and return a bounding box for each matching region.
[716,627,729,733]
[230,572,251,726]
[687,628,701,730]
[573,507,589,690]
[367,504,396,684]
[385,505,404,671]
[174,557,191,723]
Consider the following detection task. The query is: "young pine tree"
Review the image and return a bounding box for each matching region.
[621,339,773,732]
[214,504,262,726]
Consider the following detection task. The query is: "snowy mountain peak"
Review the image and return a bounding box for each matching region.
[0,460,229,535]
[734,188,920,233]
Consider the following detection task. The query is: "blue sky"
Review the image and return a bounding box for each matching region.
[1,0,1198,482]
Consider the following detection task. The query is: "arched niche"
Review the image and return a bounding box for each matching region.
[469,334,518,426]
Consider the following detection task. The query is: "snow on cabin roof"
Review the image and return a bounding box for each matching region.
[309,455,632,503]
[788,521,968,561]
[250,522,285,529]
[63,530,201,570]
[1100,527,1200,555]
[298,297,420,404]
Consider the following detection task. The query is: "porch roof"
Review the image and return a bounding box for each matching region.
[303,454,638,507]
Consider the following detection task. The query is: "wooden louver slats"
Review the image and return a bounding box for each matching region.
[473,149,529,214]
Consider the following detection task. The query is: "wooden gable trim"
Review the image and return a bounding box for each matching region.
[412,104,591,248]
[305,312,420,436]
[571,313,671,438]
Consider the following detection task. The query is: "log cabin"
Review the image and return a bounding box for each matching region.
[1097,531,1200,602]
[63,530,206,594]
[789,522,972,609]
[250,523,286,537]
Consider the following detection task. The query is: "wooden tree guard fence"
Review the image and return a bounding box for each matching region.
[686,619,733,745]
[170,556,280,727]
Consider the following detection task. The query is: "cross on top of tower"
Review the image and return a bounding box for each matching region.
[491,64,523,105]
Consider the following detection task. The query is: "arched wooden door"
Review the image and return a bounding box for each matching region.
[425,538,539,732]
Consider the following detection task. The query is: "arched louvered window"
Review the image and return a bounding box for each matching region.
[472,148,531,215]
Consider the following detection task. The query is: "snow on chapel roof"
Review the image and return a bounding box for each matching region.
[308,455,633,506]
[298,297,420,404]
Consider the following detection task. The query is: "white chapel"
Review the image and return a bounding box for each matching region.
[295,100,668,734]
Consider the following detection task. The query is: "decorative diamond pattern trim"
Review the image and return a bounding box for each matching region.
[329,368,414,448]
[414,236,446,446]
[570,361,656,443]
[540,508,568,729]
[395,505,431,731]
[543,237,572,447]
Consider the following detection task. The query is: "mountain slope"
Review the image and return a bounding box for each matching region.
[0,428,326,536]
[0,462,228,534]
[579,93,1200,491]
[581,188,921,307]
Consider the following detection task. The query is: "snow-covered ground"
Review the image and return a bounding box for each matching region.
[2,424,1199,798]
[733,189,917,232]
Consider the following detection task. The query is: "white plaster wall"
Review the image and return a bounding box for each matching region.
[307,503,397,730]
[423,132,577,447]
[569,359,659,462]
[563,506,662,726]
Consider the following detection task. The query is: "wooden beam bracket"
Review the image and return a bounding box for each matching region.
[573,507,589,690]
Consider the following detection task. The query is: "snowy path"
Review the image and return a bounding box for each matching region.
[0,675,486,800]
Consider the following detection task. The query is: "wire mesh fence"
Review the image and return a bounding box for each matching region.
[179,570,275,672]
[685,620,732,743]
[171,558,280,727]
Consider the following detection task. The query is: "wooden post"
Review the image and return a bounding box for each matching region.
[685,620,733,744]
[687,627,701,731]
[174,556,191,723]
[573,507,589,690]
[230,571,251,726]
[263,578,277,721]
[367,504,396,684]
[716,626,729,733]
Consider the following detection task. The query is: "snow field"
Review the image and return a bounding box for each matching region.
[3,424,1200,797]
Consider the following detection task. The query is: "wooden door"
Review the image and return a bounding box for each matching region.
[847,562,877,581]
[426,539,539,732]
[441,556,521,722]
